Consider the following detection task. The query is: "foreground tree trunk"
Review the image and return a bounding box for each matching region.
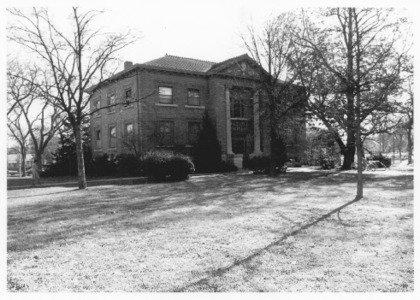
[407,128,413,165]
[269,95,278,176]
[407,127,413,164]
[20,145,27,177]
[74,125,87,189]
[32,154,42,186]
[342,145,356,170]
[355,97,363,199]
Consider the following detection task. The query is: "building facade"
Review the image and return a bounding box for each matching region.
[88,54,306,167]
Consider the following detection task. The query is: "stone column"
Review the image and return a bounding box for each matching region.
[252,90,262,156]
[225,86,233,155]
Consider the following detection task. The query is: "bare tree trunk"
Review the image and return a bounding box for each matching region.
[32,153,42,186]
[75,124,87,189]
[342,145,355,170]
[392,135,395,160]
[407,127,413,164]
[355,96,363,200]
[20,145,27,177]
[269,108,278,176]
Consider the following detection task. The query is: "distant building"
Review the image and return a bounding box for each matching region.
[87,54,306,168]
[7,148,33,173]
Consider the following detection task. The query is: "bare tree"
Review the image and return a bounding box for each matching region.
[7,59,38,116]
[8,7,136,189]
[7,107,30,176]
[399,59,414,164]
[8,61,62,184]
[241,12,308,175]
[292,8,409,199]
[16,92,62,185]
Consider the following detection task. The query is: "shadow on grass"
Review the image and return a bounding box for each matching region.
[7,170,413,253]
[173,195,362,292]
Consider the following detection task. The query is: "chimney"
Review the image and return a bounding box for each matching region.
[124,61,133,70]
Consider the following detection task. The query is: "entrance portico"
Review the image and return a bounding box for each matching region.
[225,85,262,169]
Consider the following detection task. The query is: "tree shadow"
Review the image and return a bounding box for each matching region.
[7,170,413,254]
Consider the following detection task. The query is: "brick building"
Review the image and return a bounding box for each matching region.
[88,54,306,168]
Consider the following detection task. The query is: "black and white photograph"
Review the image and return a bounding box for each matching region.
[1,0,417,297]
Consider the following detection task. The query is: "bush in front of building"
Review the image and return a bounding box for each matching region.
[114,153,143,177]
[245,155,288,175]
[217,160,238,173]
[271,135,289,169]
[167,154,195,180]
[87,153,117,177]
[245,155,270,174]
[141,150,195,182]
[192,113,223,173]
[41,135,93,178]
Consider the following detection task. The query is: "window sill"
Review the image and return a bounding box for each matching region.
[231,117,249,121]
[155,103,178,107]
[185,105,205,109]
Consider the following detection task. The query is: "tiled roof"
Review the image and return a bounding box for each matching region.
[87,53,253,93]
[143,55,216,73]
[207,54,250,72]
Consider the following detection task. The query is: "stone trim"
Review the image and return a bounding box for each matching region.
[185,105,205,109]
[155,103,178,107]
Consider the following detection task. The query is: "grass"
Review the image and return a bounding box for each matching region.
[7,166,413,292]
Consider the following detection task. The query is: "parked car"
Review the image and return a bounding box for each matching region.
[7,170,19,177]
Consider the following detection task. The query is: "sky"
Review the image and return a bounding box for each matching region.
[6,0,296,67]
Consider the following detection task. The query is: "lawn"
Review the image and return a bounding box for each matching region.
[7,166,413,292]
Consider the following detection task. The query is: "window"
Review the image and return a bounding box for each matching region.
[92,98,100,115]
[124,88,133,106]
[231,98,246,118]
[107,92,116,113]
[109,125,117,148]
[125,88,132,99]
[188,122,201,144]
[125,123,134,137]
[158,86,173,104]
[187,89,200,106]
[231,120,250,135]
[157,120,174,146]
[94,127,101,148]
[230,88,252,118]
[94,128,101,140]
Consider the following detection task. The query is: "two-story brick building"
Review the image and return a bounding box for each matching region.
[88,54,306,168]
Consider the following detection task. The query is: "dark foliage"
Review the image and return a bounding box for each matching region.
[367,154,392,168]
[42,130,144,177]
[246,155,287,174]
[217,160,239,173]
[305,128,341,167]
[141,150,194,182]
[88,154,116,177]
[114,154,143,176]
[272,135,289,168]
[192,113,223,173]
[317,155,336,170]
[167,155,195,181]
[41,135,93,177]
